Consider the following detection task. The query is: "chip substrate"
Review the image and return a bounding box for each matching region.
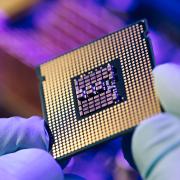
[36,20,161,160]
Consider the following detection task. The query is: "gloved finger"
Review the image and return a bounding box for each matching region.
[153,63,180,118]
[122,63,180,170]
[0,148,64,180]
[0,116,49,156]
[132,113,180,180]
[131,63,180,178]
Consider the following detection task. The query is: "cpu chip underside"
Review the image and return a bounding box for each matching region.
[37,20,161,160]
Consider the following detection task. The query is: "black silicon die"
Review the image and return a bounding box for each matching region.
[72,58,127,120]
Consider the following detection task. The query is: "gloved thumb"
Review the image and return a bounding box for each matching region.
[153,63,180,118]
[132,63,180,179]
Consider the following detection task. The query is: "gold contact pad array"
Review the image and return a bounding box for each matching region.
[40,21,161,159]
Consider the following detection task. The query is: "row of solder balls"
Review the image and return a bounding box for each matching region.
[44,55,150,108]
[44,54,151,116]
[40,23,145,72]
[42,41,148,83]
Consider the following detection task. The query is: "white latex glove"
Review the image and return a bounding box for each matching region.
[0,116,64,180]
[132,63,180,180]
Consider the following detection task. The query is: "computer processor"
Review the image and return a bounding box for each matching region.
[36,20,161,160]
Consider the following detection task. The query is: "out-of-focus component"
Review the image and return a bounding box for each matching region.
[0,10,8,26]
[0,49,41,117]
[0,0,123,67]
[0,0,41,18]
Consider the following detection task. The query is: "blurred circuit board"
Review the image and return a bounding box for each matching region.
[0,0,122,67]
[37,20,161,160]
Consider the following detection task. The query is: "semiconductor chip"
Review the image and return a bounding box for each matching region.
[37,20,162,160]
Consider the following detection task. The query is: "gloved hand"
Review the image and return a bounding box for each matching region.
[0,116,64,180]
[132,63,180,179]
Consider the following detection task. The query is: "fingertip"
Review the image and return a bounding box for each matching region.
[17,116,50,151]
[132,113,180,178]
[0,149,64,180]
[23,149,64,180]
[153,63,180,118]
[28,116,44,121]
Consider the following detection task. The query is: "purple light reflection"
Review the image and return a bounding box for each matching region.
[150,30,176,65]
